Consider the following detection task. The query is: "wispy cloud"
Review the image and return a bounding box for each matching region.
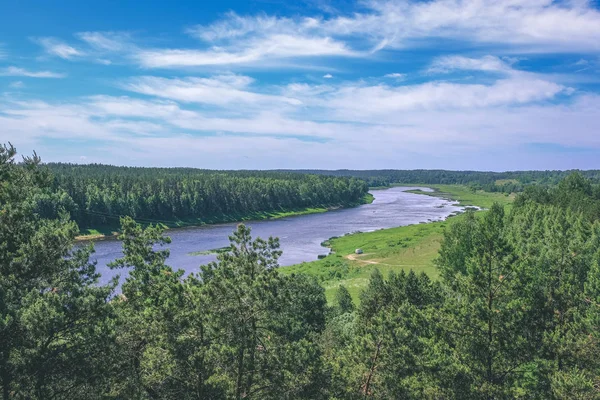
[4,91,600,169]
[135,35,355,68]
[323,79,567,118]
[8,81,25,88]
[41,1,600,71]
[87,95,195,119]
[1,61,576,145]
[0,66,66,78]
[187,13,324,43]
[384,73,405,80]
[572,57,600,73]
[119,12,357,68]
[317,0,600,53]
[428,55,515,74]
[76,31,131,51]
[179,1,600,66]
[276,59,570,118]
[3,1,600,169]
[123,75,302,106]
[35,37,84,59]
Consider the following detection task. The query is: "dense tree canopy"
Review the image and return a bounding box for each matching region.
[47,164,369,229]
[290,169,600,193]
[0,145,114,399]
[2,145,600,399]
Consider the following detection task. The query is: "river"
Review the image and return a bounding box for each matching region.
[88,187,463,285]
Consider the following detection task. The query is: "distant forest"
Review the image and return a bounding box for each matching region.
[286,169,600,193]
[46,164,600,230]
[47,164,369,229]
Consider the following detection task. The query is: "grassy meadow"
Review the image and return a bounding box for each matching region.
[281,185,515,303]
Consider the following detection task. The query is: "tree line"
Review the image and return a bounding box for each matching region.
[2,145,600,398]
[288,168,600,194]
[47,163,369,229]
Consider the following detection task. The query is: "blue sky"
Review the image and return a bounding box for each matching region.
[1,0,600,170]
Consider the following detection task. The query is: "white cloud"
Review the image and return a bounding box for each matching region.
[3,1,600,169]
[327,1,599,51]
[187,13,323,42]
[76,31,130,51]
[2,78,600,170]
[282,75,569,118]
[135,34,355,68]
[171,1,600,70]
[341,78,564,114]
[34,2,600,71]
[0,67,577,142]
[131,12,358,68]
[0,66,66,78]
[35,37,84,59]
[117,69,564,122]
[168,13,360,69]
[428,55,514,74]
[384,73,405,79]
[0,101,120,144]
[319,0,600,53]
[8,81,24,88]
[87,96,195,119]
[123,75,302,106]
[4,93,600,169]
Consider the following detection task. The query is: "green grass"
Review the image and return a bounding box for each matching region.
[76,226,119,240]
[282,222,447,302]
[405,184,514,209]
[188,247,231,256]
[281,185,515,303]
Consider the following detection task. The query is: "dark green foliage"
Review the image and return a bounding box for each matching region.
[0,144,115,399]
[47,163,369,229]
[4,144,600,399]
[322,172,600,398]
[516,171,600,221]
[197,224,327,399]
[326,268,449,399]
[286,169,600,193]
[438,204,537,398]
[335,285,354,314]
[102,220,327,399]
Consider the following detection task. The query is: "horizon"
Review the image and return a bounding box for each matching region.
[42,160,600,174]
[2,0,600,170]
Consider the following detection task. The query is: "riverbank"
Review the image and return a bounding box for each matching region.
[75,193,375,241]
[281,185,514,303]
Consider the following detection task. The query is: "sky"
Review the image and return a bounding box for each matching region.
[1,0,600,171]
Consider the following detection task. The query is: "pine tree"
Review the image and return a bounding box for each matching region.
[335,285,355,314]
[438,203,534,398]
[0,144,115,399]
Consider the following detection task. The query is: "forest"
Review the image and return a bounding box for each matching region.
[291,169,600,194]
[2,143,600,399]
[47,164,369,229]
[46,164,600,232]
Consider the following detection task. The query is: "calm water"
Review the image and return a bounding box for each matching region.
[89,187,463,285]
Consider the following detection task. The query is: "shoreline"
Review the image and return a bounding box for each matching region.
[281,185,514,303]
[75,193,375,242]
